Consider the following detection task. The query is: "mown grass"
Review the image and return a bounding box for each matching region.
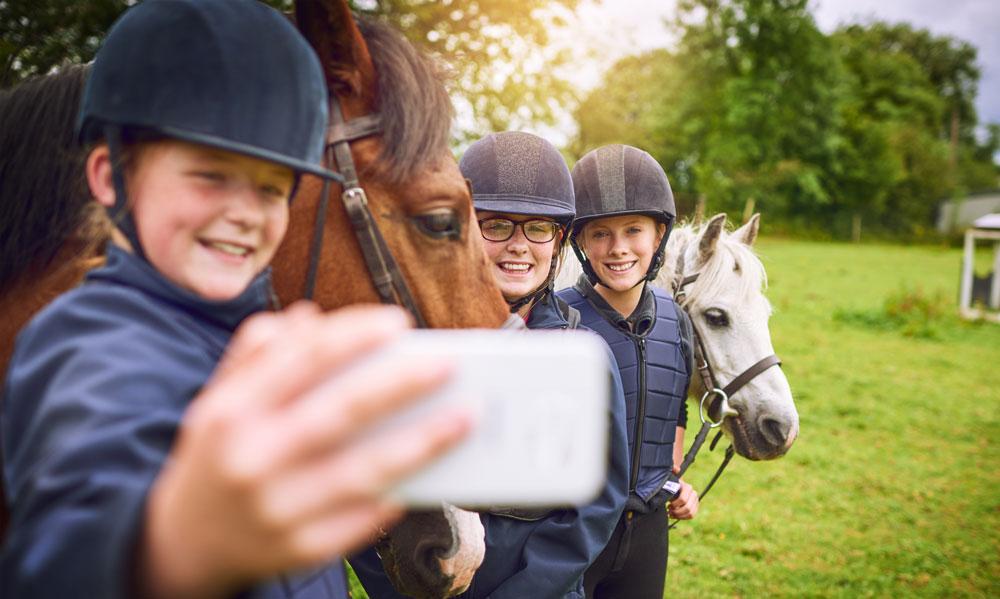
[667,238,999,598]
[349,239,999,598]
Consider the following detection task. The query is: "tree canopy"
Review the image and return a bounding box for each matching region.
[574,0,998,237]
[1,0,578,140]
[4,0,996,237]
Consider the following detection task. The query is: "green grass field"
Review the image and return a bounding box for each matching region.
[350,238,1000,598]
[667,238,1000,598]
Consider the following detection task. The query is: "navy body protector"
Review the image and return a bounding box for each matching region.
[558,285,689,504]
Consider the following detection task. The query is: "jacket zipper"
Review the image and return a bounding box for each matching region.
[629,336,647,492]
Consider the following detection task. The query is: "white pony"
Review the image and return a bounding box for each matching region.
[556,213,798,460]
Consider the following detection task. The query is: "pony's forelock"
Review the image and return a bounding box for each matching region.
[670,221,768,309]
[357,17,453,185]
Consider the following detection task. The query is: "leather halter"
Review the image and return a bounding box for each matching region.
[303,99,524,331]
[303,99,428,328]
[662,270,782,518]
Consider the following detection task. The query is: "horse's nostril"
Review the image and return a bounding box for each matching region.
[758,414,792,447]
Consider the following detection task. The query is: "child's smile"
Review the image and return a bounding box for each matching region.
[579,215,664,293]
[121,140,294,301]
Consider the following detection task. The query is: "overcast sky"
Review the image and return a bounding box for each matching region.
[571,0,999,129]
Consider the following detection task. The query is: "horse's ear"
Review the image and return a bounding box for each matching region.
[698,213,727,263]
[295,0,377,110]
[734,213,760,247]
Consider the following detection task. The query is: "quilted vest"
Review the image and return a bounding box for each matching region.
[558,286,689,501]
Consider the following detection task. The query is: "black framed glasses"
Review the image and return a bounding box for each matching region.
[478,217,561,243]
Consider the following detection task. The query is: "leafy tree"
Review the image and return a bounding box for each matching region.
[358,0,578,138]
[574,2,996,236]
[1,0,579,138]
[670,0,846,220]
[836,22,979,147]
[0,0,134,87]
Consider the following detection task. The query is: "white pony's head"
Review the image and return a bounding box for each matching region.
[658,213,798,460]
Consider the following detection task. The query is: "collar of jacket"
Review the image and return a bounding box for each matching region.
[572,274,655,335]
[88,244,273,332]
[524,291,577,330]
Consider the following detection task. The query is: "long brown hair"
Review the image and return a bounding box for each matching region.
[0,64,109,293]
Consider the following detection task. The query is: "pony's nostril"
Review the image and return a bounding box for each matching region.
[758,414,792,447]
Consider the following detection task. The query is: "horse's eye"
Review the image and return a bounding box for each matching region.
[703,308,730,328]
[412,209,461,240]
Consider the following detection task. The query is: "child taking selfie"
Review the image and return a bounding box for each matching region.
[1,2,470,597]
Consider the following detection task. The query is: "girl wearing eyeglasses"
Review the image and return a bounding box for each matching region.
[456,131,629,598]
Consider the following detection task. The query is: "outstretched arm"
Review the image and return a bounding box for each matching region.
[141,304,473,598]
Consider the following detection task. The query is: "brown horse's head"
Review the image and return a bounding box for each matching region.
[271,1,509,328]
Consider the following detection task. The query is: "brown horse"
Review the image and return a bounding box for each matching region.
[275,2,508,329]
[0,1,508,594]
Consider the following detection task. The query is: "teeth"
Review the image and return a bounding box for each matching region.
[208,241,250,256]
[607,261,636,272]
[500,263,531,272]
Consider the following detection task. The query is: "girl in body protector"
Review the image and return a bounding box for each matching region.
[350,132,629,599]
[556,145,699,598]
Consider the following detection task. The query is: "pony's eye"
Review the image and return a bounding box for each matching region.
[703,308,730,328]
[412,209,462,240]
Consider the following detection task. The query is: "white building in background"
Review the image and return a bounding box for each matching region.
[937,190,1000,233]
[959,213,1000,323]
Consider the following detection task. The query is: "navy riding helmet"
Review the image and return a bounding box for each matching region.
[460,131,575,311]
[77,0,338,256]
[570,144,676,287]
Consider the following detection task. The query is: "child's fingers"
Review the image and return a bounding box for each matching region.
[264,355,454,468]
[219,354,454,479]
[212,304,316,379]
[203,305,411,414]
[255,406,473,528]
[668,482,699,519]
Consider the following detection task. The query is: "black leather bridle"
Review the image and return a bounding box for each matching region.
[662,271,782,520]
[302,99,523,331]
[302,100,427,327]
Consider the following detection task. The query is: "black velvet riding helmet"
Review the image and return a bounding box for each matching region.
[570,144,676,287]
[460,131,576,312]
[77,0,338,257]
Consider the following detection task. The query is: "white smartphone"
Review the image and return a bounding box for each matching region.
[359,329,610,509]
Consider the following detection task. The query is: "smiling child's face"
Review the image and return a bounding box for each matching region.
[478,210,561,302]
[108,140,294,301]
[578,214,665,293]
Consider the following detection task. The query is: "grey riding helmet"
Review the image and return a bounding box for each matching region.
[570,144,676,286]
[77,0,338,257]
[460,131,575,311]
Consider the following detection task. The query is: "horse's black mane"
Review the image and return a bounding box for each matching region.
[357,17,454,185]
[0,64,100,292]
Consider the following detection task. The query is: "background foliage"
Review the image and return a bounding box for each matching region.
[4,0,996,237]
[0,0,578,142]
[574,0,999,238]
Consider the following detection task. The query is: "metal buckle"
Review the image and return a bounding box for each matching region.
[342,186,368,207]
[699,388,731,428]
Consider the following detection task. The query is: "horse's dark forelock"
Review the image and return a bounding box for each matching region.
[357,17,453,185]
[0,65,97,292]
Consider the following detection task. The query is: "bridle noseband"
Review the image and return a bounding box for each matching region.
[303,99,523,331]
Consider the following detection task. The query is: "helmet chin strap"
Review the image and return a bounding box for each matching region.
[507,227,569,314]
[506,250,561,314]
[104,124,147,261]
